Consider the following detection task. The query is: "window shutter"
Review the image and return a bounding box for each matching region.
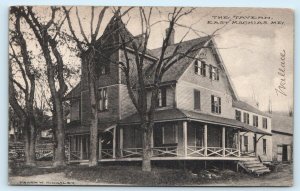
[209,65,212,79]
[216,68,220,80]
[211,95,215,113]
[194,90,200,110]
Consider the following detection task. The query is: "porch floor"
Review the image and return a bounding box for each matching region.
[69,156,256,164]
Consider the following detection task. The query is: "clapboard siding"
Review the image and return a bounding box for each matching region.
[176,81,234,119]
[70,99,80,121]
[120,84,137,119]
[179,48,235,98]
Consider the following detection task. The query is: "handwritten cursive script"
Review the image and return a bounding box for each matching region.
[275,49,287,96]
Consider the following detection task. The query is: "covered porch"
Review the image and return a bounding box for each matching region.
[67,109,271,163]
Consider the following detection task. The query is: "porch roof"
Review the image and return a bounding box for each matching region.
[65,120,116,134]
[119,108,272,136]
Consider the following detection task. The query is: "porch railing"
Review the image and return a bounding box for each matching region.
[70,151,81,160]
[120,148,143,158]
[101,149,114,159]
[187,146,205,157]
[152,146,184,157]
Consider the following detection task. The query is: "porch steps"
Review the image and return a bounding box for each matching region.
[238,159,270,176]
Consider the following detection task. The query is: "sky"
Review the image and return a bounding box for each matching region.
[15,6,294,112]
[77,7,293,112]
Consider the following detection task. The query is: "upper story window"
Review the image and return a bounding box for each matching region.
[98,88,108,111]
[235,110,241,121]
[263,117,268,129]
[209,65,219,81]
[194,90,201,110]
[194,61,206,76]
[253,115,258,127]
[243,112,249,124]
[157,87,167,108]
[99,64,110,75]
[211,95,221,114]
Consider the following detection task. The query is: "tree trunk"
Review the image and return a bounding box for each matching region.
[24,119,36,166]
[89,79,98,167]
[142,122,153,172]
[53,105,66,167]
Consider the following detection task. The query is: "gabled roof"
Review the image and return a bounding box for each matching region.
[233,100,271,117]
[65,82,81,100]
[146,37,210,83]
[119,108,271,136]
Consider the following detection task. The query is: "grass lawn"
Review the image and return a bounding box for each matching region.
[9,161,293,186]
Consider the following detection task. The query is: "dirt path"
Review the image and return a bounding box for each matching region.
[9,172,104,185]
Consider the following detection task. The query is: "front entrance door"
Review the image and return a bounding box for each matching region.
[282,145,288,162]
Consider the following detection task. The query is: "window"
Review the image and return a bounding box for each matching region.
[263,118,268,129]
[243,112,249,124]
[263,139,267,155]
[98,88,108,111]
[99,64,110,75]
[211,95,221,114]
[235,110,241,121]
[157,87,167,107]
[209,65,219,81]
[162,124,178,144]
[194,90,201,110]
[194,61,206,76]
[253,115,258,127]
[244,136,248,152]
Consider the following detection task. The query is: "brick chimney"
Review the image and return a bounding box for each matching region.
[166,28,175,45]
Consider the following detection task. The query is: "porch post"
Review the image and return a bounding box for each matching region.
[237,130,241,157]
[120,127,123,157]
[68,136,71,162]
[222,127,226,157]
[254,133,257,157]
[183,121,188,157]
[204,124,207,156]
[113,126,116,158]
[98,135,102,160]
[151,127,154,156]
[80,136,83,160]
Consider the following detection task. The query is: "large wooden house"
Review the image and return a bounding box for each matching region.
[65,17,272,164]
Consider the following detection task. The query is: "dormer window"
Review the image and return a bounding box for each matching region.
[156,87,167,107]
[98,88,108,111]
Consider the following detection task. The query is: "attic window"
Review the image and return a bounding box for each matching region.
[209,65,219,81]
[194,60,206,76]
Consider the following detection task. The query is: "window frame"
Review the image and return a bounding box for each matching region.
[99,64,110,76]
[263,117,268,129]
[235,110,241,121]
[244,135,248,152]
[263,139,267,155]
[98,87,108,112]
[194,89,201,110]
[243,112,249,124]
[253,115,259,127]
[211,95,221,114]
[157,87,167,108]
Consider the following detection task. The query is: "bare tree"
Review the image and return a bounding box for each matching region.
[9,9,37,166]
[14,6,69,167]
[117,7,220,171]
[63,6,132,166]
